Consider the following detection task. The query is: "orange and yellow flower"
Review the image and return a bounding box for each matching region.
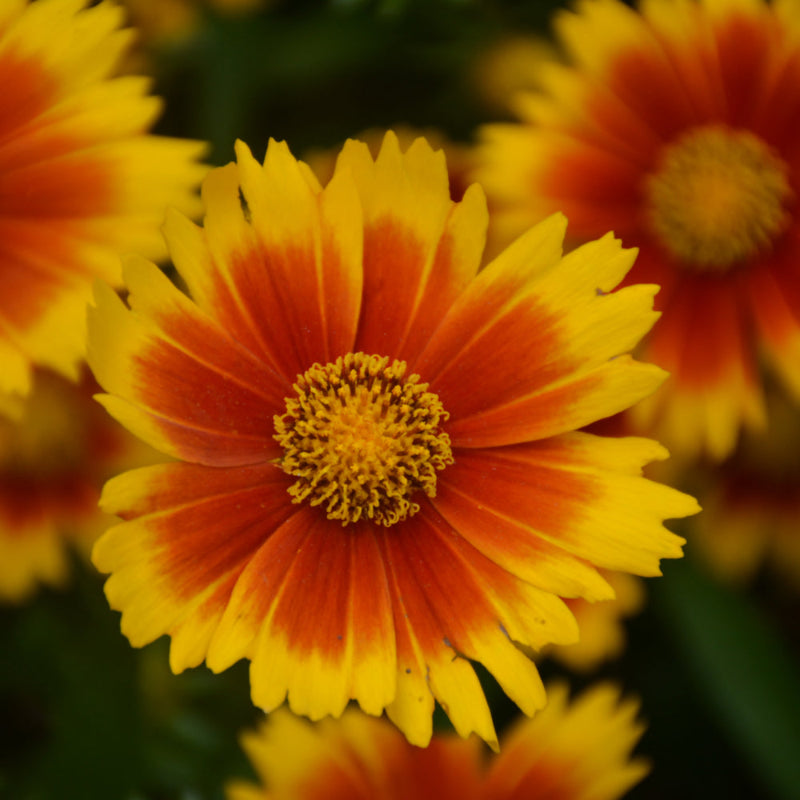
[303,125,474,204]
[227,683,650,800]
[476,0,800,461]
[693,386,800,586]
[0,368,152,603]
[0,0,206,408]
[87,132,698,746]
[121,0,268,48]
[544,570,645,673]
[471,34,558,116]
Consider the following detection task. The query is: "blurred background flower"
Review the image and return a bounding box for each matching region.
[227,683,648,800]
[0,0,207,411]
[0,368,156,603]
[541,571,645,675]
[692,385,800,588]
[474,0,800,464]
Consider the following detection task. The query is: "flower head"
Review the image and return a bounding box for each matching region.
[693,386,800,587]
[303,124,473,202]
[227,683,649,800]
[0,0,206,406]
[471,34,557,115]
[476,0,800,460]
[88,132,698,746]
[121,0,267,49]
[544,570,645,673]
[0,368,150,603]
[482,683,650,800]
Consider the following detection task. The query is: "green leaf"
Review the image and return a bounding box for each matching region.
[653,558,800,800]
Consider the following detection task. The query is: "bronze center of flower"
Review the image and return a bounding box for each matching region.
[0,379,86,478]
[645,125,792,271]
[274,352,453,527]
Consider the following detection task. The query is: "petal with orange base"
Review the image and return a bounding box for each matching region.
[341,135,486,364]
[419,220,664,447]
[376,508,577,747]
[376,516,498,749]
[87,261,285,466]
[437,433,694,583]
[167,143,365,382]
[211,512,397,724]
[95,461,294,670]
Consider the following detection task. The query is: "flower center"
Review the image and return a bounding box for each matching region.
[645,125,792,271]
[274,352,453,527]
[0,377,86,477]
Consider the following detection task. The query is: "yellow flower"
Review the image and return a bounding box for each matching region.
[227,684,649,800]
[0,0,207,407]
[121,0,268,48]
[544,571,645,673]
[0,368,153,603]
[476,0,800,461]
[303,124,474,204]
[693,386,800,587]
[471,34,558,115]
[87,132,698,746]
[121,0,200,46]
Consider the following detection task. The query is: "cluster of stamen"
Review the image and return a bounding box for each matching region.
[1,383,85,478]
[274,352,453,527]
[645,125,792,271]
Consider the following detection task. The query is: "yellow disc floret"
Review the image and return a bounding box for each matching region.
[645,125,792,270]
[0,376,85,478]
[274,353,454,527]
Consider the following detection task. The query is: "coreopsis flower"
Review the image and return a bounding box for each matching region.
[227,684,649,800]
[303,125,473,202]
[693,387,800,586]
[122,0,267,48]
[0,369,151,603]
[121,0,200,46]
[87,132,698,746]
[476,0,800,461]
[0,0,206,408]
[544,571,645,673]
[481,683,650,800]
[471,35,557,115]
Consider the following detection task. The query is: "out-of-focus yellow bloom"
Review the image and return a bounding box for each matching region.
[227,683,650,800]
[471,34,558,115]
[303,125,475,202]
[0,0,207,408]
[122,0,269,48]
[693,387,800,587]
[122,0,200,45]
[544,571,645,672]
[0,369,154,603]
[476,0,800,462]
